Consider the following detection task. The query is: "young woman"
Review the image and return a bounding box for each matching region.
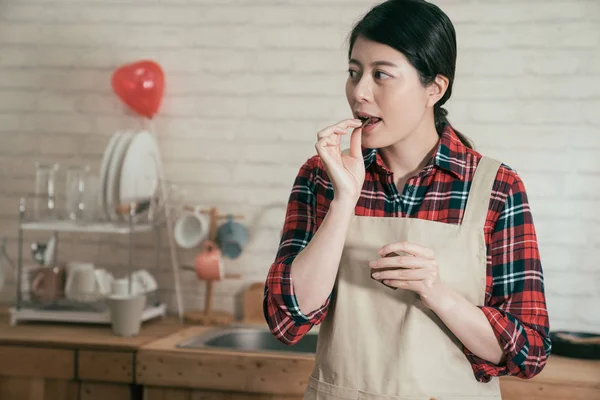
[264,1,551,398]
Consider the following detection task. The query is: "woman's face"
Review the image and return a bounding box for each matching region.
[345,36,433,149]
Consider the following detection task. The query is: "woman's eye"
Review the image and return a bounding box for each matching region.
[374,71,392,80]
[348,69,359,79]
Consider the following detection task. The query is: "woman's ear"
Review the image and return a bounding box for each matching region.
[426,75,449,108]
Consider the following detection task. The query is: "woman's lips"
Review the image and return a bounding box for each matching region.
[361,117,381,133]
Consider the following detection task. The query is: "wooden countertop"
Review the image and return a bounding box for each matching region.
[519,353,600,387]
[137,326,314,395]
[0,303,597,398]
[0,317,184,351]
[137,326,600,396]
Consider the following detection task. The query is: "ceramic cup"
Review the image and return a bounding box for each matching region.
[65,262,112,302]
[194,240,224,281]
[215,214,248,259]
[30,265,66,302]
[132,269,158,293]
[174,205,210,249]
[111,277,144,297]
[107,294,146,337]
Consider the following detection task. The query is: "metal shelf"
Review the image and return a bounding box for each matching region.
[9,303,167,326]
[20,220,155,234]
[15,197,168,326]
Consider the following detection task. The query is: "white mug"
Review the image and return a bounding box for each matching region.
[174,206,210,248]
[132,269,158,293]
[95,269,114,296]
[65,262,110,302]
[111,277,144,298]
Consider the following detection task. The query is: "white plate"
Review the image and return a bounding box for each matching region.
[99,132,123,221]
[119,131,160,205]
[106,131,134,221]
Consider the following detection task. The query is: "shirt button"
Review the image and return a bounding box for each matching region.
[407,187,414,193]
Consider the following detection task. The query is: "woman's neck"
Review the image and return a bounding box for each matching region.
[378,120,440,184]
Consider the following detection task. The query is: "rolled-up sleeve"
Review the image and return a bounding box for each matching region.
[465,171,552,382]
[264,158,330,345]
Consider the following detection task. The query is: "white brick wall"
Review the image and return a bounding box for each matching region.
[0,0,599,332]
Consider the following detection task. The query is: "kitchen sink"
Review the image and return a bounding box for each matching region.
[176,325,318,355]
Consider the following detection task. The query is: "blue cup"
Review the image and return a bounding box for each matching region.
[215,215,248,259]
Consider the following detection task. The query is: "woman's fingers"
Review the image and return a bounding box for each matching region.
[349,126,363,159]
[377,241,435,259]
[372,268,425,281]
[317,119,362,140]
[315,136,337,151]
[369,256,432,270]
[335,118,363,130]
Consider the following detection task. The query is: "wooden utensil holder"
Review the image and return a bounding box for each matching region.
[181,206,244,325]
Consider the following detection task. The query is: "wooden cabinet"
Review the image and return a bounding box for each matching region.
[137,328,600,400]
[0,319,597,400]
[137,327,314,398]
[0,345,135,400]
[140,380,600,400]
[79,382,134,400]
[77,350,136,400]
[78,350,134,383]
[0,345,77,400]
[0,346,74,379]
[141,381,600,400]
[0,316,183,400]
[144,387,300,400]
[0,377,79,400]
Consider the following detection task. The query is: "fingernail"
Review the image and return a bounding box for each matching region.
[372,272,380,279]
[369,261,377,268]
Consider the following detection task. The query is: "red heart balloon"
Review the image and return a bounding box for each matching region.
[111,60,164,119]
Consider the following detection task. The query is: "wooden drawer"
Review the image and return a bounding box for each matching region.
[0,346,75,380]
[144,386,303,400]
[0,377,79,400]
[80,382,132,400]
[78,350,134,383]
[137,350,313,395]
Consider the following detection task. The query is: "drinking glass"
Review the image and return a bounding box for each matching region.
[33,163,59,220]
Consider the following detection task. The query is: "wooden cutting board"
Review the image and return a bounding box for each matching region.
[242,282,266,325]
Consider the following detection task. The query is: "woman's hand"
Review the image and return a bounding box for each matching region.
[315,119,365,206]
[369,241,447,310]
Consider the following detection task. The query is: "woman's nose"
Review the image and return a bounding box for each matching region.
[354,77,373,103]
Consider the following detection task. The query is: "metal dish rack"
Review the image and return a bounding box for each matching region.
[9,196,167,326]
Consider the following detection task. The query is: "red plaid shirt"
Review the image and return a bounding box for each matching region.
[264,126,551,382]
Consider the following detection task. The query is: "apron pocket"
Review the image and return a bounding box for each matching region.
[305,376,358,399]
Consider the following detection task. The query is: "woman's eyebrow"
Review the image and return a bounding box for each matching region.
[348,59,398,68]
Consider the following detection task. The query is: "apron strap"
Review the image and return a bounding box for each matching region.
[462,156,502,228]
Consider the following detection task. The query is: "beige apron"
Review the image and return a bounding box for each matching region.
[304,157,503,400]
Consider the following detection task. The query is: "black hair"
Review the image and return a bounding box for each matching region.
[348,0,473,148]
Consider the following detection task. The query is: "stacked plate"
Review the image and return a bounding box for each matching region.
[98,131,161,222]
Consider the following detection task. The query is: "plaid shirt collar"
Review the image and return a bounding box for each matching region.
[361,125,467,180]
